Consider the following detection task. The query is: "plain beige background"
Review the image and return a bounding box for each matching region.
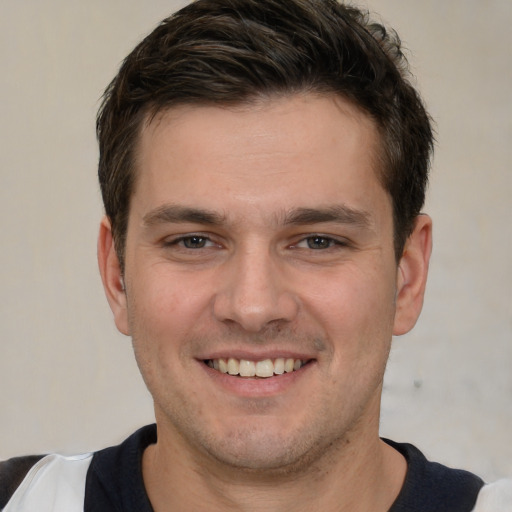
[1,1,510,482]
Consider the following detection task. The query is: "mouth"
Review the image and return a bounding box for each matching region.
[204,357,310,378]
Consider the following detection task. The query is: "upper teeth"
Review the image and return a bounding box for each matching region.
[207,358,304,378]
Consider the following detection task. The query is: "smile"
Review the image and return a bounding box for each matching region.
[205,358,307,378]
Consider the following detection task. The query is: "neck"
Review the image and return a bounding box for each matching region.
[142,421,406,512]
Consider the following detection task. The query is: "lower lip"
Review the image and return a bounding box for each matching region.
[199,360,314,397]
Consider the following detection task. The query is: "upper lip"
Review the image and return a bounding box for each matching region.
[197,350,316,361]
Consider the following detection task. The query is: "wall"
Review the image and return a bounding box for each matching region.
[0,0,510,482]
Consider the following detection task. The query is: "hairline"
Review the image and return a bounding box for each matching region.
[114,90,399,267]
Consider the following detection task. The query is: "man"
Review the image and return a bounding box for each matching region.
[0,0,509,510]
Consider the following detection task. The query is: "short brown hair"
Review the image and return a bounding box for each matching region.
[97,0,433,269]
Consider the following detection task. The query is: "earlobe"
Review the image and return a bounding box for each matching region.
[97,216,130,336]
[393,214,432,336]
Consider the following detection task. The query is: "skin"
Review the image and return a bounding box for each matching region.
[98,94,432,511]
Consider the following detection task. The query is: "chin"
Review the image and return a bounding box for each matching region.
[196,420,334,474]
[208,445,309,474]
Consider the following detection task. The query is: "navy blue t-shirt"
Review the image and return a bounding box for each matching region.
[84,425,484,511]
[0,424,484,511]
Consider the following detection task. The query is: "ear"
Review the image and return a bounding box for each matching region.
[393,214,432,336]
[97,216,130,335]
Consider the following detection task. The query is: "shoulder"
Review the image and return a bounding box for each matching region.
[384,439,485,512]
[0,425,156,512]
[0,455,45,508]
[84,424,156,510]
[0,453,93,511]
[472,479,512,512]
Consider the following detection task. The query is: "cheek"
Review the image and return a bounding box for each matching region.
[299,263,397,348]
[126,268,222,392]
[129,267,212,337]
[126,283,196,397]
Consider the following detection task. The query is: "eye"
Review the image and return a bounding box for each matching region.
[180,235,211,249]
[293,235,344,250]
[304,236,334,250]
[163,234,217,250]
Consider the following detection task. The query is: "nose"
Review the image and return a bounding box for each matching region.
[212,246,299,333]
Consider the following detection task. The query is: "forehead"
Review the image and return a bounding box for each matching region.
[133,94,388,224]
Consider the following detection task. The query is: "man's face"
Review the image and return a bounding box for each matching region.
[109,94,410,471]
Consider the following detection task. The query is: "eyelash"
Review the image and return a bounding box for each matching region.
[293,235,348,250]
[164,234,216,249]
[163,234,348,251]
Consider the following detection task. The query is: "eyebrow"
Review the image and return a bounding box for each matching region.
[282,206,371,228]
[142,204,371,229]
[142,205,226,227]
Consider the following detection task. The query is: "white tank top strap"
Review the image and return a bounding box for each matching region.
[472,479,512,512]
[3,452,93,512]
